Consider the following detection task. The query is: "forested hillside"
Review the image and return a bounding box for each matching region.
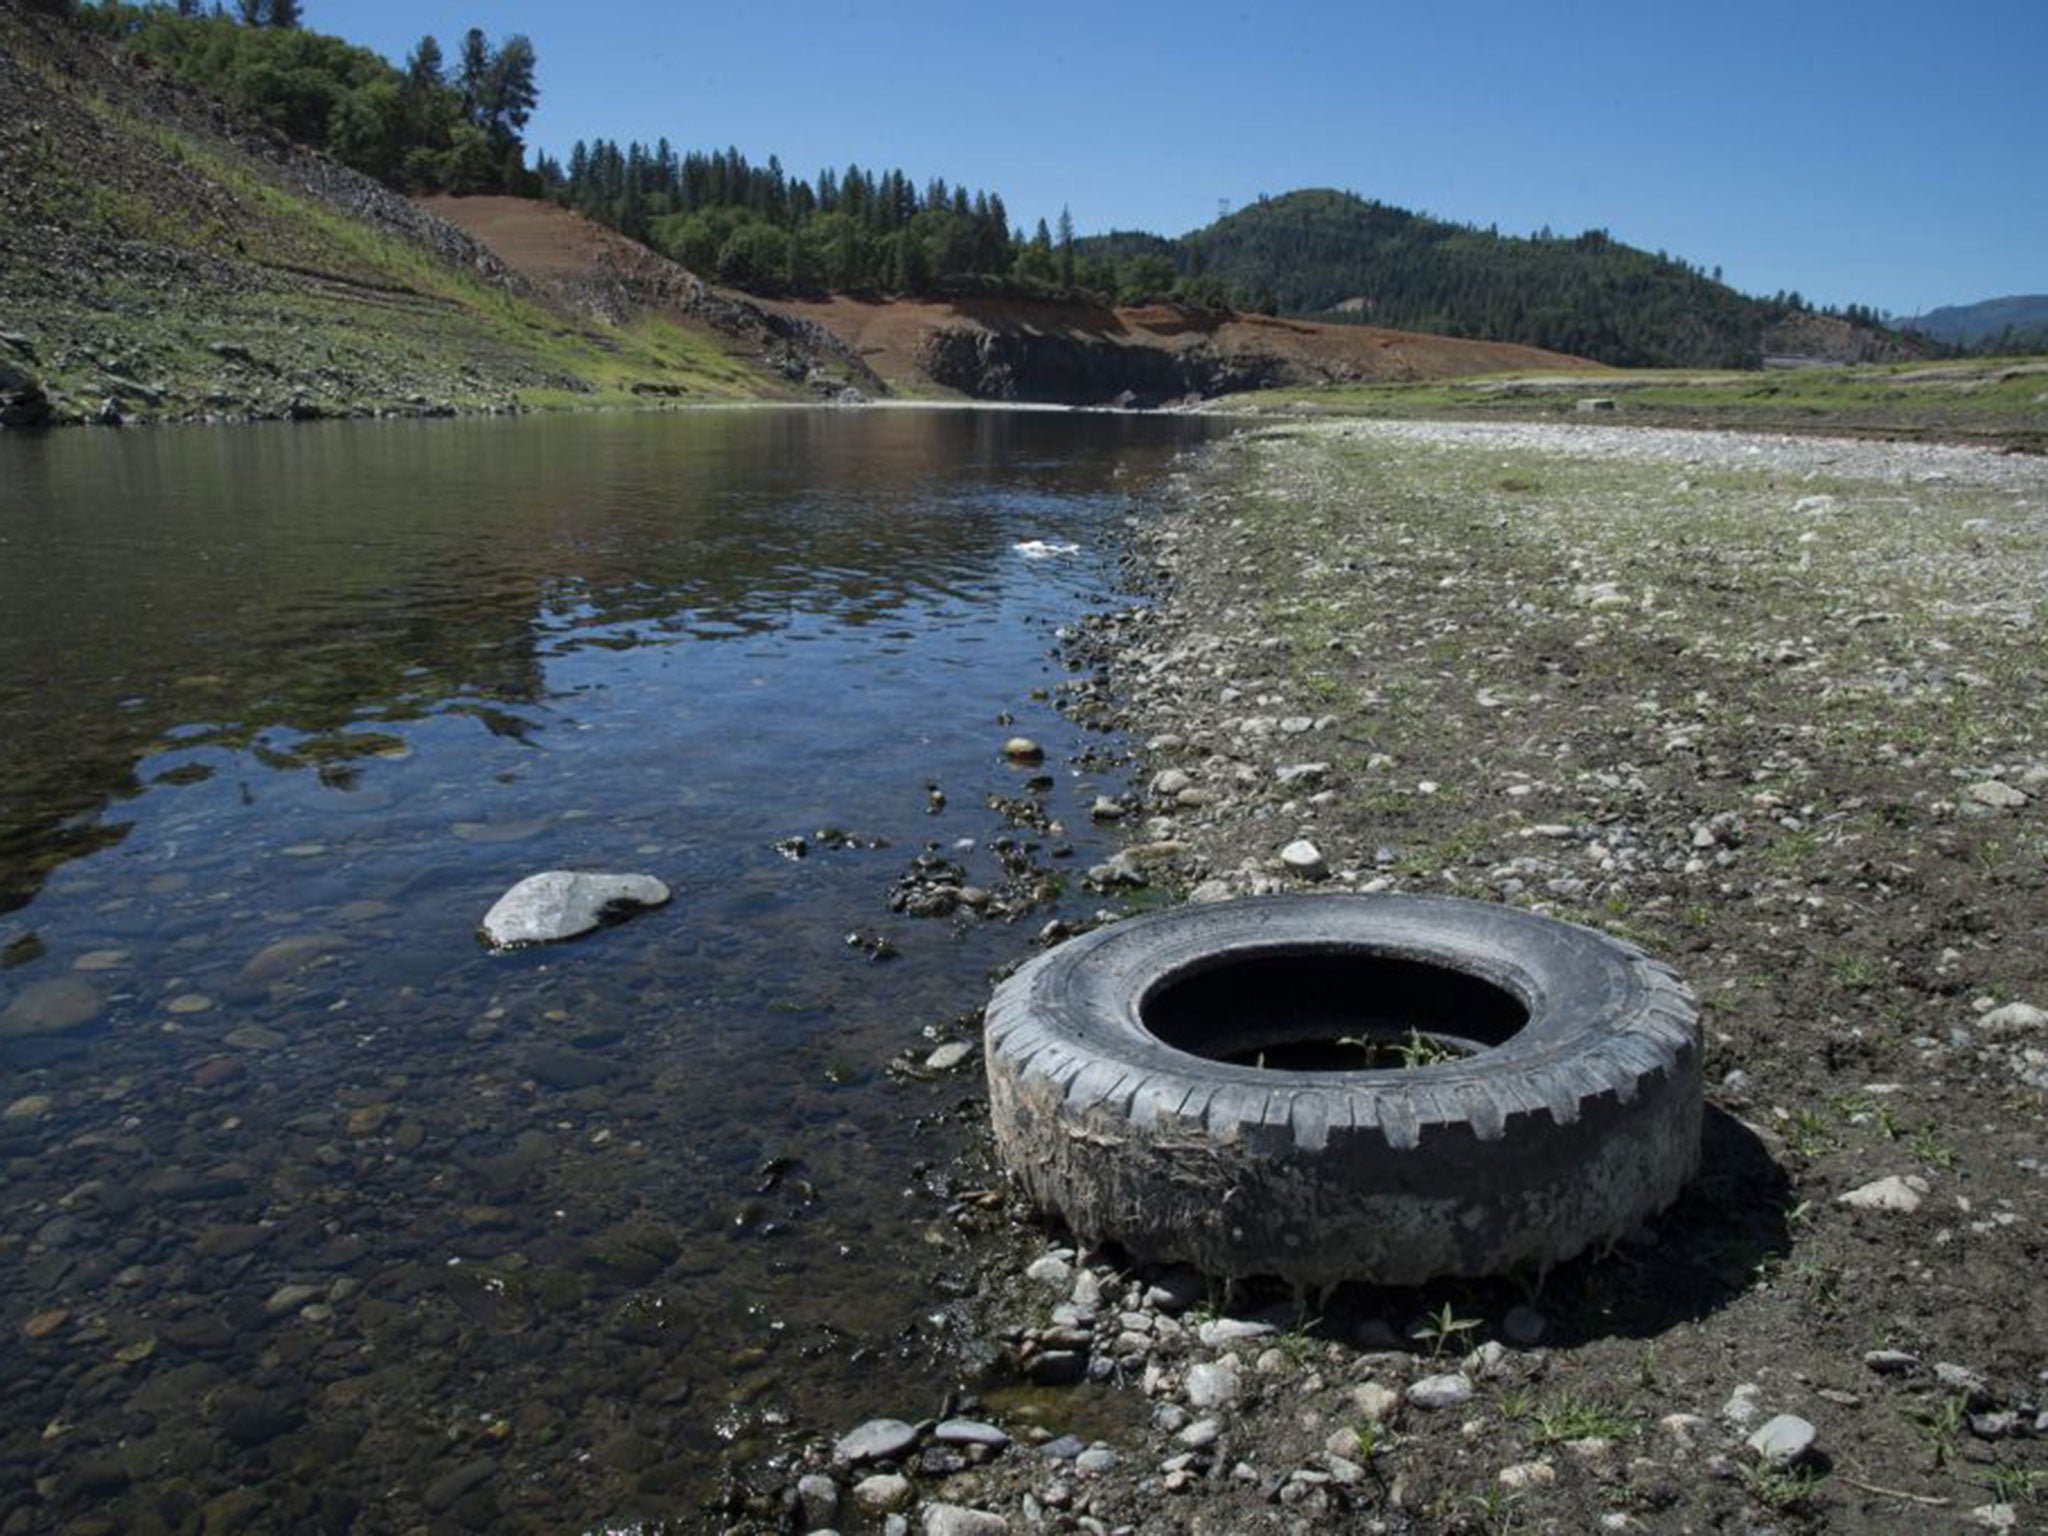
[1083,190,1907,369]
[76,1,539,194]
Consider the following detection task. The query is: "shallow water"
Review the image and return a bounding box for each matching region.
[0,406,1213,1531]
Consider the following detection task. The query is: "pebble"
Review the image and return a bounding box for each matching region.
[1002,738,1044,764]
[1720,1383,1764,1428]
[922,1506,1008,1536]
[4,1094,53,1122]
[1498,1461,1557,1491]
[21,1309,69,1340]
[1184,1361,1242,1409]
[1966,780,2028,809]
[1024,1253,1073,1289]
[1350,1382,1402,1422]
[1176,1417,1222,1448]
[1968,1504,2018,1533]
[1406,1373,1473,1410]
[0,976,102,1039]
[835,1418,921,1464]
[934,1419,1009,1449]
[1838,1174,1928,1213]
[853,1473,913,1514]
[1196,1317,1275,1347]
[795,1472,840,1530]
[1073,1445,1118,1476]
[1863,1348,1920,1375]
[1279,839,1328,880]
[1660,1413,1710,1446]
[1746,1413,1817,1467]
[1150,768,1193,797]
[923,1041,974,1072]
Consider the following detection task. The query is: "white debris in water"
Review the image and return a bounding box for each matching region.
[1014,539,1080,559]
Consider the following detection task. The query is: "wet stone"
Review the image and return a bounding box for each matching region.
[0,976,102,1038]
[835,1417,921,1464]
[422,1457,496,1512]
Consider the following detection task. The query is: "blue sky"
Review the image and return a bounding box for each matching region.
[333,0,2046,317]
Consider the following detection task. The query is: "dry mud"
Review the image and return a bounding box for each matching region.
[741,419,2048,1535]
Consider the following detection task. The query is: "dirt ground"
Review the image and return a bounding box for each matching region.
[732,418,2048,1534]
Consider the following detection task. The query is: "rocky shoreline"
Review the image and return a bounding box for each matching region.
[729,419,2047,1533]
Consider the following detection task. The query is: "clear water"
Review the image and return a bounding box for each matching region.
[0,406,1213,1531]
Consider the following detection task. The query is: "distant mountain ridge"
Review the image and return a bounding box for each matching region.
[1900,295,2048,350]
[1081,190,1915,370]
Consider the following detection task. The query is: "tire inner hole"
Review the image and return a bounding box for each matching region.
[1140,949,1530,1071]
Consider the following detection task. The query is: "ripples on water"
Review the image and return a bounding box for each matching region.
[0,407,1215,1530]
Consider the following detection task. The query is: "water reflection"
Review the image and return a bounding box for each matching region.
[0,406,1214,1530]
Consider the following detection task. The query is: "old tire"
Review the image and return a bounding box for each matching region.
[984,894,1701,1288]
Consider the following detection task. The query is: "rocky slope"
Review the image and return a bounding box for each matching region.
[0,6,852,428]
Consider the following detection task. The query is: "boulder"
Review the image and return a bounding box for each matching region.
[479,871,670,948]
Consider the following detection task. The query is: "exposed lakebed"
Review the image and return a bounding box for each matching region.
[0,406,1217,1531]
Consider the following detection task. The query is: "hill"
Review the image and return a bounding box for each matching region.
[423,198,1593,406]
[1083,190,1917,371]
[1903,294,2048,351]
[0,5,863,428]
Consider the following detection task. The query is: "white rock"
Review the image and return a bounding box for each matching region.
[1980,1002,2048,1040]
[1280,839,1328,880]
[923,1041,974,1072]
[1406,1373,1473,1410]
[1196,1318,1276,1348]
[923,1504,1009,1536]
[1177,1417,1222,1448]
[1024,1253,1073,1288]
[1151,768,1193,797]
[1969,1503,2019,1532]
[1350,1382,1402,1423]
[1002,737,1044,763]
[1184,1361,1242,1410]
[1498,1461,1557,1491]
[1746,1414,1817,1466]
[934,1419,1009,1448]
[1838,1174,1929,1214]
[479,871,669,948]
[1720,1384,1764,1428]
[1966,780,2028,809]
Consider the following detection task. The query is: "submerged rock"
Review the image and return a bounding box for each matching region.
[479,871,670,948]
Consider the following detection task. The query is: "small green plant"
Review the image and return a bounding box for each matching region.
[1908,1123,1958,1171]
[1464,1483,1520,1535]
[1412,1300,1484,1359]
[1739,1461,1828,1513]
[1636,1345,1661,1391]
[1830,951,1882,989]
[1781,1107,1836,1158]
[1983,1462,2046,1504]
[1336,1028,1462,1069]
[1907,1392,1968,1469]
[1531,1392,1629,1445]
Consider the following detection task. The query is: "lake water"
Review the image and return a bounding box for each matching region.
[0,407,1215,1531]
